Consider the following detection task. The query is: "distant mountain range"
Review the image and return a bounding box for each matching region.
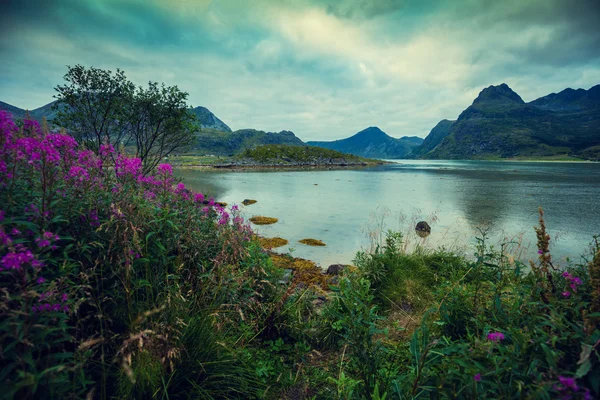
[410,83,600,160]
[0,100,303,156]
[4,82,599,160]
[0,100,61,122]
[307,127,423,159]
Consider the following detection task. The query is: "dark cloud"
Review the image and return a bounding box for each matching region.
[325,0,407,19]
[0,0,599,139]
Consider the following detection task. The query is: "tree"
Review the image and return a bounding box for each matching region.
[53,65,197,172]
[54,65,135,152]
[127,82,197,174]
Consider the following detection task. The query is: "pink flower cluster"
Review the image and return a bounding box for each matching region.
[35,231,60,249]
[555,376,592,400]
[561,271,582,298]
[486,331,505,343]
[115,154,142,178]
[32,291,69,313]
[0,110,251,296]
[1,245,43,271]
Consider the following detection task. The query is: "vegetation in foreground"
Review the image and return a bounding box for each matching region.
[1,112,599,399]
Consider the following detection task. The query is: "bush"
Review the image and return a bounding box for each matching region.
[0,112,271,399]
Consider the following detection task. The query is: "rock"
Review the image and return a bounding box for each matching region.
[279,269,293,285]
[257,236,289,249]
[326,264,345,275]
[415,221,431,238]
[298,238,326,246]
[242,199,257,205]
[249,216,278,225]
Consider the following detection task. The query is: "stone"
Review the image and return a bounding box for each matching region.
[326,264,345,275]
[279,269,293,285]
[415,221,431,238]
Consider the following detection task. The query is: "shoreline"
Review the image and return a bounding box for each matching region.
[172,161,386,171]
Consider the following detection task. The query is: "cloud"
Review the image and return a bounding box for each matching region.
[0,0,599,141]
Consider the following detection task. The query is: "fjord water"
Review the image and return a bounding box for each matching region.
[177,160,600,268]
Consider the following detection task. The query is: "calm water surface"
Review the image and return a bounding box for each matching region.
[177,161,600,268]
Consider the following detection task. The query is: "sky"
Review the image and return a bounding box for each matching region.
[1,0,600,141]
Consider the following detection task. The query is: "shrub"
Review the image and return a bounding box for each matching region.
[0,111,269,399]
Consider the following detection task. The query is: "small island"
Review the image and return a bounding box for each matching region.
[168,144,384,170]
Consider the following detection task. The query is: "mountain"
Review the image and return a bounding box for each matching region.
[406,119,455,158]
[189,106,232,132]
[306,127,423,159]
[416,83,600,160]
[0,101,231,132]
[189,128,305,156]
[0,100,61,121]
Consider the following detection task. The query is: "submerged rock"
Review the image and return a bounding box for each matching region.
[258,236,289,249]
[326,264,345,275]
[299,238,326,246]
[242,199,257,205]
[280,269,293,285]
[415,221,431,238]
[249,216,278,225]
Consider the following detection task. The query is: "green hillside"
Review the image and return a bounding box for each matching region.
[418,83,600,160]
[236,144,377,165]
[188,128,305,156]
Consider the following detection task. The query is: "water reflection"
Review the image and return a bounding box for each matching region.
[176,161,600,267]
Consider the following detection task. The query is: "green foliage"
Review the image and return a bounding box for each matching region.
[189,128,304,156]
[354,231,468,312]
[54,64,196,168]
[128,81,197,174]
[239,144,373,165]
[54,64,136,151]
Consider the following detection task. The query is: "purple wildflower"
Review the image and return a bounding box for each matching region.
[487,332,505,342]
[474,373,481,382]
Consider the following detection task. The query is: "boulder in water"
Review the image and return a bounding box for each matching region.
[415,221,431,238]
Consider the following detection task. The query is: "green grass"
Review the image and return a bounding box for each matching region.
[237,144,378,165]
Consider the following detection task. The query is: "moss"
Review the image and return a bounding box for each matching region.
[299,238,326,246]
[270,254,331,291]
[258,236,289,249]
[249,216,278,225]
[242,199,257,205]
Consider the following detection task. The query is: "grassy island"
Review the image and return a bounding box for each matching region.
[1,112,599,399]
[166,144,384,170]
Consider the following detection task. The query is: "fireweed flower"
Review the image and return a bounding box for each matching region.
[99,143,115,158]
[0,231,12,246]
[89,210,100,227]
[36,277,46,284]
[1,249,37,271]
[156,163,173,176]
[194,193,205,203]
[115,155,142,178]
[487,332,505,342]
[562,291,571,297]
[474,373,481,382]
[557,376,579,394]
